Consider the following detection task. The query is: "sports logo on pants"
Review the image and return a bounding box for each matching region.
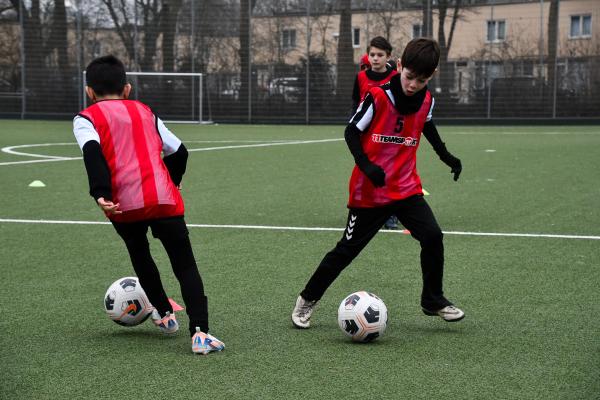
[345,214,357,240]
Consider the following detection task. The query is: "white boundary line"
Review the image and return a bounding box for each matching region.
[184,140,299,143]
[3,129,600,165]
[0,218,598,240]
[0,138,343,166]
[2,142,76,158]
[187,138,342,152]
[450,131,600,135]
[0,157,82,166]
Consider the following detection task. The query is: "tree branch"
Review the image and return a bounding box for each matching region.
[447,0,461,53]
[101,0,136,62]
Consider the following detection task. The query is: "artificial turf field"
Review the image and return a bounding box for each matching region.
[0,120,598,399]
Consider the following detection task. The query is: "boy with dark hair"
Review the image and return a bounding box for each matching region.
[74,55,224,355]
[352,36,400,230]
[292,38,464,329]
[352,36,398,114]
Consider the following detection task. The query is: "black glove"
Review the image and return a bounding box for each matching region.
[357,158,386,187]
[440,152,462,181]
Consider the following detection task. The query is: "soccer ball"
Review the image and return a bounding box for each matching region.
[337,291,388,342]
[104,277,153,326]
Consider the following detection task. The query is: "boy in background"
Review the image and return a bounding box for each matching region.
[73,55,224,355]
[351,36,398,114]
[352,36,400,229]
[292,38,464,329]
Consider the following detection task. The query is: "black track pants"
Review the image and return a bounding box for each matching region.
[300,195,452,311]
[112,216,209,336]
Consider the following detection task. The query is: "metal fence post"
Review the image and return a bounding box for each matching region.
[248,0,252,123]
[191,0,196,121]
[19,0,26,119]
[199,73,203,123]
[552,0,560,118]
[306,0,310,125]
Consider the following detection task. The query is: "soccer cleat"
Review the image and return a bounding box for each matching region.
[422,305,465,322]
[151,309,179,334]
[384,216,399,230]
[291,295,318,329]
[192,327,225,355]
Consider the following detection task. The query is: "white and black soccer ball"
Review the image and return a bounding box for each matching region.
[104,277,153,326]
[337,291,388,342]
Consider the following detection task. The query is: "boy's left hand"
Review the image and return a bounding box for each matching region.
[440,153,462,181]
[97,197,122,214]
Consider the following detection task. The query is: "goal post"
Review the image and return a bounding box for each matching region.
[82,71,210,124]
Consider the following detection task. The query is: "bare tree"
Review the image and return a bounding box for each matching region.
[0,12,20,90]
[546,0,558,111]
[50,0,69,86]
[239,0,257,113]
[10,0,43,97]
[184,0,236,73]
[336,0,353,110]
[369,0,403,42]
[160,0,182,71]
[100,0,138,67]
[311,5,334,57]
[7,0,75,106]
[101,0,182,71]
[0,0,16,19]
[254,0,288,64]
[436,0,463,94]
[421,0,432,37]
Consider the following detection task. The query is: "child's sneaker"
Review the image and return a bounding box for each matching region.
[291,295,318,329]
[422,305,465,322]
[192,327,225,355]
[151,309,179,334]
[384,216,398,229]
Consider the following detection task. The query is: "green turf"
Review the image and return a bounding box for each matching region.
[0,121,599,399]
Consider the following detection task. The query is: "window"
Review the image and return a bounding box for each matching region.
[352,28,361,48]
[412,24,423,39]
[282,29,296,49]
[570,15,592,38]
[486,20,506,42]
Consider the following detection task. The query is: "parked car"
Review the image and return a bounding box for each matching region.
[269,77,302,103]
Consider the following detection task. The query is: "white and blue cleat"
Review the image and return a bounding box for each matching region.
[151,309,179,334]
[192,327,225,355]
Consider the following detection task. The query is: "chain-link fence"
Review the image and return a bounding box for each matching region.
[1,0,599,123]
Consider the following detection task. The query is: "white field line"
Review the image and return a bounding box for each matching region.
[449,131,600,135]
[3,129,600,165]
[184,140,299,143]
[186,138,342,152]
[0,157,82,166]
[2,142,77,158]
[0,138,343,166]
[0,218,598,240]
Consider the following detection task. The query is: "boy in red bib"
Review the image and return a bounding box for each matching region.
[292,39,464,328]
[74,55,224,354]
[352,36,400,229]
[352,36,398,115]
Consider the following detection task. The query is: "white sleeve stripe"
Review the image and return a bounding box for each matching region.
[351,99,364,119]
[349,94,375,132]
[73,115,100,152]
[385,89,395,106]
[426,97,435,121]
[156,117,182,156]
[355,104,374,132]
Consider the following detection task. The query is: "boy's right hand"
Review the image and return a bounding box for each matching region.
[97,197,122,214]
[440,152,462,181]
[359,161,386,187]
